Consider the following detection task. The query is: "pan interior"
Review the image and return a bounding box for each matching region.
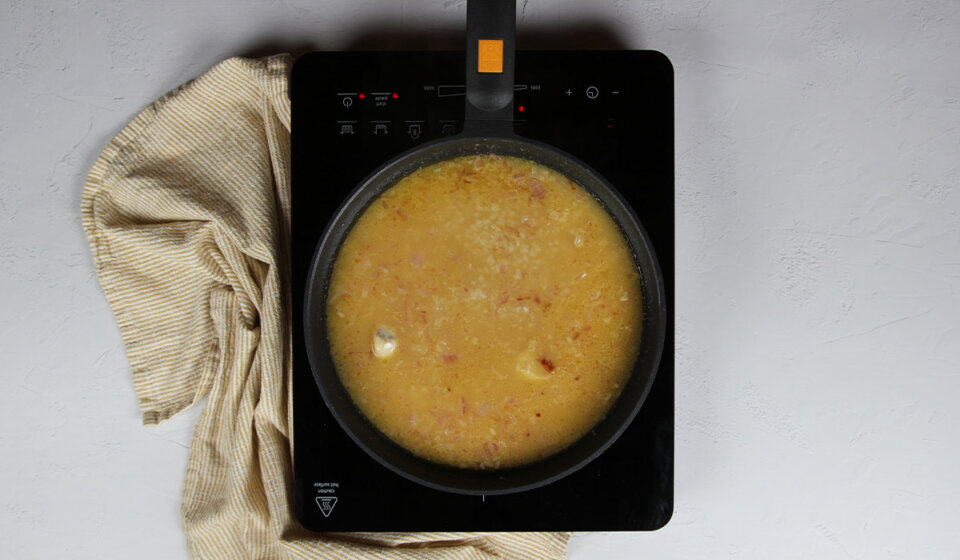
[325,153,644,470]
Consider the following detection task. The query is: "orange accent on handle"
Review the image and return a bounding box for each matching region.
[477,39,504,73]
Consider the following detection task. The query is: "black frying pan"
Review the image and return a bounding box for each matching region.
[303,0,666,495]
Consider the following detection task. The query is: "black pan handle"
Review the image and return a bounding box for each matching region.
[464,0,516,134]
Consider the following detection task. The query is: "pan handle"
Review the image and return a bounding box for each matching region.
[464,0,516,134]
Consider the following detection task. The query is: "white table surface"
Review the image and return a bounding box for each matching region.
[3,1,959,558]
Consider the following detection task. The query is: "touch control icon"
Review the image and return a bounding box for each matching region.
[586,86,599,99]
[408,123,422,139]
[342,96,353,108]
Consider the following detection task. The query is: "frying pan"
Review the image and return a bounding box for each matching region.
[304,0,666,495]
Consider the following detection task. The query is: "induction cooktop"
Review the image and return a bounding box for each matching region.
[290,50,673,531]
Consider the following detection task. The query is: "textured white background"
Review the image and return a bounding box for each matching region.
[2,1,959,558]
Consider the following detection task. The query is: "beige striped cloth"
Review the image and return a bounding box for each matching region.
[81,54,570,560]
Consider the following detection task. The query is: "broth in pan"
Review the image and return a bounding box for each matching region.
[326,155,643,469]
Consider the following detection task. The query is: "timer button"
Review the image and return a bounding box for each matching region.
[585,86,599,99]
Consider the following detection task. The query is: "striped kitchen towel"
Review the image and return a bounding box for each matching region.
[81,54,570,560]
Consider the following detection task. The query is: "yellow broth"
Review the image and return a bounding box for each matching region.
[326,155,643,469]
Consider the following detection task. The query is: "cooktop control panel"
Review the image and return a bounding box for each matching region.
[291,51,673,532]
[331,80,625,142]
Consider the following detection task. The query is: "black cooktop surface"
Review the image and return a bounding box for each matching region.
[290,50,673,531]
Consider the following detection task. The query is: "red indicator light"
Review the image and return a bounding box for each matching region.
[358,93,366,99]
[518,105,525,112]
[392,92,399,99]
